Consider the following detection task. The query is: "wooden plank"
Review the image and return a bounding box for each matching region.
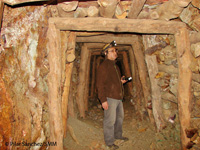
[50,17,186,34]
[90,55,96,98]
[122,51,133,95]
[76,35,135,44]
[61,32,76,138]
[143,35,166,131]
[175,28,192,149]
[131,36,155,124]
[128,0,146,19]
[47,22,63,150]
[76,44,90,118]
[84,50,91,112]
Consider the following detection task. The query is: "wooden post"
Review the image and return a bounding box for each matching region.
[145,54,166,131]
[84,50,91,111]
[76,44,90,118]
[122,51,133,96]
[131,36,155,124]
[175,28,192,149]
[61,32,76,138]
[90,55,96,98]
[143,35,166,131]
[47,21,63,150]
[128,48,136,93]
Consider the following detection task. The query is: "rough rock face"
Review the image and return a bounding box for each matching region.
[0,0,200,149]
[0,5,50,149]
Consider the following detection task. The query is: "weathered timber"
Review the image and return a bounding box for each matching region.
[98,0,118,18]
[0,2,4,30]
[90,56,96,98]
[122,51,133,95]
[175,28,192,149]
[158,64,200,84]
[47,22,63,150]
[62,32,76,138]
[50,17,186,34]
[128,48,136,92]
[144,35,166,131]
[66,53,76,63]
[150,0,192,21]
[57,2,78,17]
[76,35,135,44]
[145,54,166,131]
[145,41,167,55]
[78,1,99,8]
[128,0,146,19]
[76,44,90,118]
[84,51,91,112]
[76,32,105,37]
[131,36,155,124]
[61,31,70,88]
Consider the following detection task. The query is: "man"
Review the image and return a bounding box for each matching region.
[96,41,129,149]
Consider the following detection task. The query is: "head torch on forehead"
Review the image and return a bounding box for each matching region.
[102,41,117,53]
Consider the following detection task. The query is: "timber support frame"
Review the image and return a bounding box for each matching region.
[47,17,191,149]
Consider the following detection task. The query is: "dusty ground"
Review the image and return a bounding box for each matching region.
[64,98,181,150]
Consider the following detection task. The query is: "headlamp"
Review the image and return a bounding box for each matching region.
[102,41,117,53]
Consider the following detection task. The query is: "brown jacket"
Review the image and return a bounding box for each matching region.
[96,59,124,103]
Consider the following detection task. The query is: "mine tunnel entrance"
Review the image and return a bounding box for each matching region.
[88,48,134,108]
[47,18,192,150]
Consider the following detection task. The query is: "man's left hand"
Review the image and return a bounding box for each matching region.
[121,76,127,84]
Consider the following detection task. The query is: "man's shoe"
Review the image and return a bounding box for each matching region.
[116,137,129,142]
[108,144,119,150]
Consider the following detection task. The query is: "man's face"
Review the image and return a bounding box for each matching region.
[105,47,118,60]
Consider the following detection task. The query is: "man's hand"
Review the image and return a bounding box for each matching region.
[121,76,127,84]
[102,101,108,110]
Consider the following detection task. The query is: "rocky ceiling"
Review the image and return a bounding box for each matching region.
[3,0,169,6]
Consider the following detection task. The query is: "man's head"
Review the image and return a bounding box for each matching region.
[102,41,118,60]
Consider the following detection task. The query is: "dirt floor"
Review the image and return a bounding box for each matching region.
[64,97,182,150]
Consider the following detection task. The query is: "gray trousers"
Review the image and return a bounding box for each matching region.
[103,97,124,146]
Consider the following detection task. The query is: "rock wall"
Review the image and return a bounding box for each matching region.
[0,5,50,150]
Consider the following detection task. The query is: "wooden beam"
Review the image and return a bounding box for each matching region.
[61,32,76,138]
[84,50,91,112]
[150,0,191,21]
[122,51,133,95]
[90,55,96,98]
[76,35,135,44]
[50,17,186,34]
[128,0,146,19]
[144,35,166,131]
[175,28,192,149]
[76,44,90,118]
[131,36,155,124]
[47,21,63,150]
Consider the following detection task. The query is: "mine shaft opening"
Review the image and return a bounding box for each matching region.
[47,17,192,149]
[87,47,136,113]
